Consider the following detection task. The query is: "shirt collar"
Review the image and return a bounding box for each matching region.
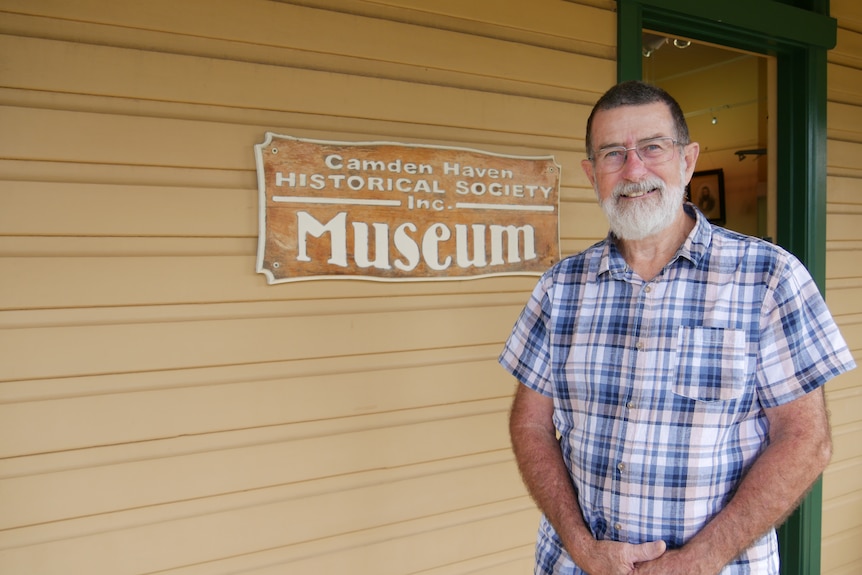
[598,203,711,278]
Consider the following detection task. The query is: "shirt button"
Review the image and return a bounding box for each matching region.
[614,523,623,531]
[644,285,652,293]
[617,462,626,472]
[627,401,635,409]
[636,341,644,351]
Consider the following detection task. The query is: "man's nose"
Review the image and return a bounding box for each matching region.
[620,147,648,178]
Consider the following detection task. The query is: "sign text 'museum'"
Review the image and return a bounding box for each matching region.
[255,134,561,283]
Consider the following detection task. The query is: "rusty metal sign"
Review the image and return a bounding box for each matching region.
[254,133,560,283]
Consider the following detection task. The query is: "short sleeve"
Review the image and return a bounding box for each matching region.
[499,272,556,397]
[756,256,856,407]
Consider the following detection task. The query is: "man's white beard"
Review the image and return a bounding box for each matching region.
[598,173,686,241]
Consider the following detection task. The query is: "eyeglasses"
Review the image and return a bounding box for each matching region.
[590,137,683,173]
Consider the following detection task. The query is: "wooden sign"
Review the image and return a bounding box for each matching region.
[254,133,560,283]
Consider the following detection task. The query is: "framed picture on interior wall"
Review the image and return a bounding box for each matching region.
[687,168,725,225]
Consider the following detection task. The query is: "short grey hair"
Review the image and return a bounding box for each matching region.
[585,80,690,159]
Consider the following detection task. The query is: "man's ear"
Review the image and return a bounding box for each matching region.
[682,142,700,184]
[581,158,596,187]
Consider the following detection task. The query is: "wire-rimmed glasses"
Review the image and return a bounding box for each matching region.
[590,136,683,173]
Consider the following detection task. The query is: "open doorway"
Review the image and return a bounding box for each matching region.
[641,32,775,241]
[618,5,838,571]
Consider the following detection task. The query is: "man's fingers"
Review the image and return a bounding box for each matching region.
[586,539,667,574]
[629,539,667,564]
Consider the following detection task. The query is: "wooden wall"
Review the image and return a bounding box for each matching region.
[0,0,616,573]
[824,2,862,574]
[3,1,860,574]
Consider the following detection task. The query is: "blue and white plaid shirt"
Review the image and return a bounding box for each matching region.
[499,205,855,574]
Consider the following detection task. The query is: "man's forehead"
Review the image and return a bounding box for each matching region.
[591,102,675,142]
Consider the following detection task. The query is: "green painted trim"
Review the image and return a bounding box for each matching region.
[617,0,642,81]
[775,45,829,290]
[630,0,836,49]
[770,47,830,575]
[775,48,828,556]
[778,479,825,575]
[617,2,832,574]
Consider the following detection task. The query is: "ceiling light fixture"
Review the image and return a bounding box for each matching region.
[642,33,693,57]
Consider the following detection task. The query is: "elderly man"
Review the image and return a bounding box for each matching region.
[499,81,855,575]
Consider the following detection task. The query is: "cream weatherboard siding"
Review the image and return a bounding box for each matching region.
[0,1,616,573]
[824,2,862,574]
[2,1,861,574]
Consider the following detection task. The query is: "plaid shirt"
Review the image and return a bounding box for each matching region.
[499,205,855,575]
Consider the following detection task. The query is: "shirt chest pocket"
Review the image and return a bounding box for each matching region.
[672,326,747,402]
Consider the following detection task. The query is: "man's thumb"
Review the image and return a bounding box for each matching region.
[631,539,667,563]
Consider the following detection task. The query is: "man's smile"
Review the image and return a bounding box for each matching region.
[617,184,661,199]
[619,187,658,199]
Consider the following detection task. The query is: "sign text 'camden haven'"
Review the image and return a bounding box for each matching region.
[254,134,561,283]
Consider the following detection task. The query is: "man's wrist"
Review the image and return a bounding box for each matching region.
[675,537,730,575]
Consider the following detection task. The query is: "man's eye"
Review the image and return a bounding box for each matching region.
[641,144,662,153]
[603,149,623,159]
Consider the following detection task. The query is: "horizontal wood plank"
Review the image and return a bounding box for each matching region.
[0,181,256,237]
[826,212,862,241]
[0,356,512,458]
[0,259,539,311]
[828,176,862,204]
[822,526,862,574]
[0,23,608,107]
[0,410,514,529]
[822,489,862,537]
[830,420,862,465]
[0,32,592,138]
[829,63,862,106]
[820,283,862,315]
[0,301,525,380]
[832,28,862,68]
[0,105,592,185]
[823,453,862,500]
[348,0,615,47]
[829,101,862,139]
[0,462,528,574]
[231,507,538,575]
[0,178,595,239]
[0,0,614,90]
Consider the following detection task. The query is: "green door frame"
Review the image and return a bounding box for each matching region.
[616,1,837,574]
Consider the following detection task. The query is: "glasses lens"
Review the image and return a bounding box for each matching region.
[638,138,674,161]
[595,137,677,173]
[597,148,626,172]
